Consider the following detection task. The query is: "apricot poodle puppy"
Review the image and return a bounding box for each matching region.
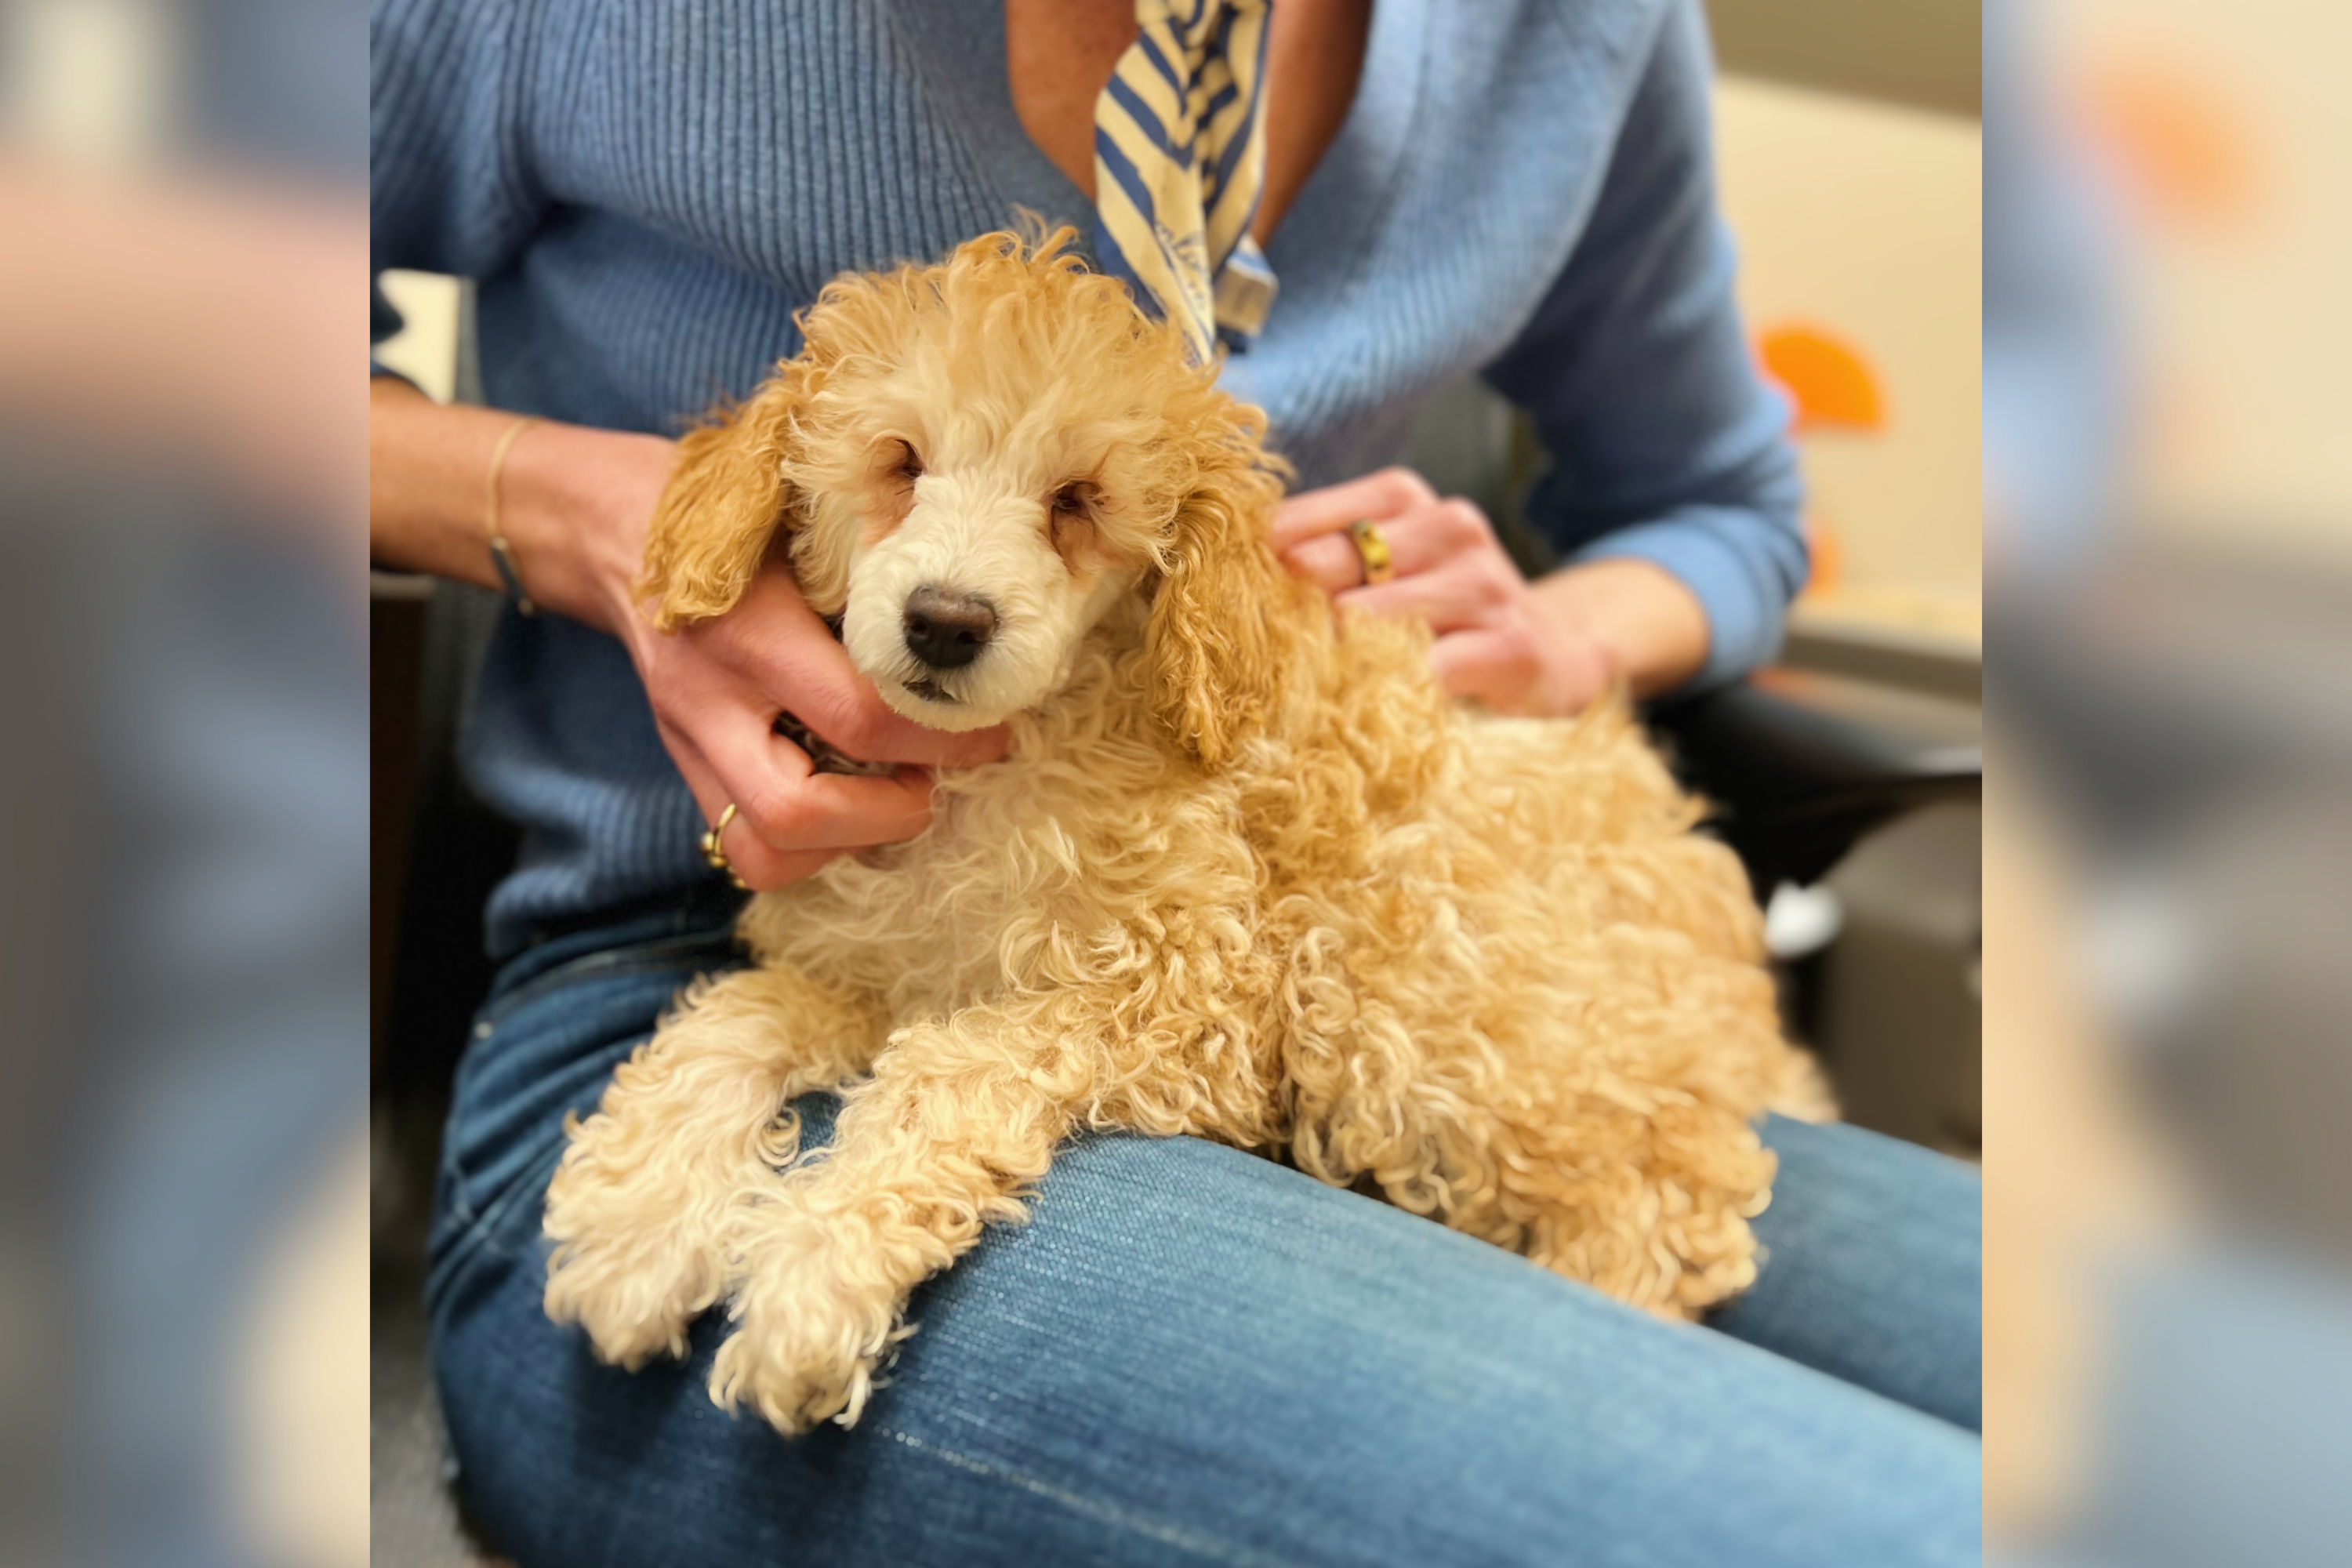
[543,228,1809,1435]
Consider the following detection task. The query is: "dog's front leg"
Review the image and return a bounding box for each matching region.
[544,964,883,1367]
[709,1002,1077,1434]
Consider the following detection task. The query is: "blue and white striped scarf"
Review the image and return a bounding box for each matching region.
[1091,0,1279,363]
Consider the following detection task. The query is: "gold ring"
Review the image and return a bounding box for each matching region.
[699,802,750,890]
[1348,519,1396,586]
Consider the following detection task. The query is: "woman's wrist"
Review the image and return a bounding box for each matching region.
[494,420,674,637]
[366,376,675,639]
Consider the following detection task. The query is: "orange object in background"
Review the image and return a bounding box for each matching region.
[1759,324,1886,599]
[1761,324,1888,435]
[2072,56,2254,228]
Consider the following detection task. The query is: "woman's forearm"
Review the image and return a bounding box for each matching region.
[368,376,673,635]
[368,376,517,592]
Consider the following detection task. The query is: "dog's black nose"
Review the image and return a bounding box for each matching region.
[902,586,997,670]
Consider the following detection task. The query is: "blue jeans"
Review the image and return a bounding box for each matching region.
[429,903,1981,1566]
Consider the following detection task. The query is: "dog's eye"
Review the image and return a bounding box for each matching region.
[1047,481,1099,562]
[891,441,924,482]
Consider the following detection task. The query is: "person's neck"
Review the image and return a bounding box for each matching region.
[1003,0,1372,247]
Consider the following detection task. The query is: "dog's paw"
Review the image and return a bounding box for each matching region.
[708,1325,880,1436]
[706,1226,913,1435]
[543,1237,722,1369]
[542,1165,729,1368]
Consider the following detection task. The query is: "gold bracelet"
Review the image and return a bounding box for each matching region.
[485,415,543,614]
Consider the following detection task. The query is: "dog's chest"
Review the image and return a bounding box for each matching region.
[772,734,1256,1016]
[888,758,1142,941]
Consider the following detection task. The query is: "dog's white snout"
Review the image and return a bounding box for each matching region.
[842,470,1113,731]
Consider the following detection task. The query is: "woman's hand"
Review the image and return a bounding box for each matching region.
[368,382,1006,891]
[1271,469,1610,714]
[1270,467,1710,714]
[611,555,1008,891]
[530,423,1008,891]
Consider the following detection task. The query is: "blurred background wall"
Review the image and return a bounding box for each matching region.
[1711,0,1982,660]
[1707,0,1980,118]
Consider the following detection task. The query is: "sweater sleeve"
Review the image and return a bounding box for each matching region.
[1481,0,1807,691]
[371,0,548,350]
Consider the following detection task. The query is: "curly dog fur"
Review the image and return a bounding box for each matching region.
[544,228,1812,1435]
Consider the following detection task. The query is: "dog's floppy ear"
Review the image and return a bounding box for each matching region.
[1143,452,1300,771]
[637,363,814,631]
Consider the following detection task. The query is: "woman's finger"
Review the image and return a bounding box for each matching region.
[1281,530,1374,594]
[720,834,844,892]
[1427,626,1544,710]
[1335,552,1521,635]
[1267,466,1436,552]
[1280,498,1497,594]
[695,707,938,853]
[1430,622,1614,718]
[657,717,845,890]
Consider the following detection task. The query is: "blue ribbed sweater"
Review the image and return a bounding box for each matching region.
[371,0,1806,957]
